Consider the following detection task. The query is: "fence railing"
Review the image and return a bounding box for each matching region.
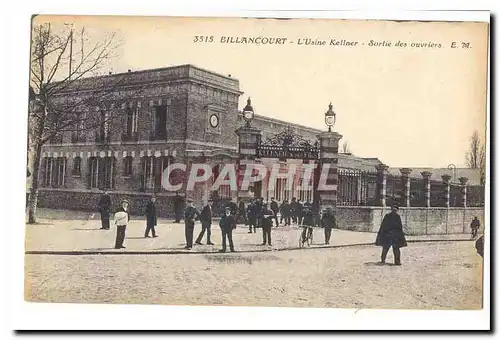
[337,168,484,207]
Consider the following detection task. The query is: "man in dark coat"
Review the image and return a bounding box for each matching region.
[261,204,274,246]
[470,217,480,239]
[375,204,407,265]
[270,197,280,227]
[219,207,236,252]
[238,200,247,225]
[254,198,264,229]
[226,197,239,216]
[475,235,484,257]
[98,191,112,230]
[321,207,337,245]
[290,197,298,224]
[184,198,201,250]
[195,199,214,245]
[279,199,291,226]
[144,196,158,238]
[247,200,257,233]
[173,192,184,223]
[296,200,304,225]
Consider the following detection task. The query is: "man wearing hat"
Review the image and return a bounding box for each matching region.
[114,199,130,249]
[184,198,201,250]
[375,204,407,265]
[144,195,158,238]
[321,207,337,245]
[261,203,274,246]
[219,206,236,252]
[195,199,214,245]
[98,190,112,230]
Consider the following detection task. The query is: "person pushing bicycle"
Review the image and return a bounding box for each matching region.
[300,206,315,243]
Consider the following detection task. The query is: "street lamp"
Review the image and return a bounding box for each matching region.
[447,163,457,182]
[325,102,336,132]
[242,97,254,127]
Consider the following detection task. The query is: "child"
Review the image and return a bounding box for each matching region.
[114,199,130,249]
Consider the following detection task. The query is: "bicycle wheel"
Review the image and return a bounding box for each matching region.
[298,227,305,248]
[307,229,313,246]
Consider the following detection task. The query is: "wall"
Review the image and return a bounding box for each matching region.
[37,189,177,217]
[336,206,485,235]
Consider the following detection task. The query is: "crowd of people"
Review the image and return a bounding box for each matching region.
[96,191,484,263]
[97,192,338,252]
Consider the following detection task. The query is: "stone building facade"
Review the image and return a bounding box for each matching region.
[35,64,484,216]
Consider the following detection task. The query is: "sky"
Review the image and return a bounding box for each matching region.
[32,15,488,168]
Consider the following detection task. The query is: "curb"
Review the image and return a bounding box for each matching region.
[25,238,472,256]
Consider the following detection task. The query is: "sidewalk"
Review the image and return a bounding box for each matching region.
[25,209,473,254]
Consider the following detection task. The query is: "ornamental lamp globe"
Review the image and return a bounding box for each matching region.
[325,102,336,132]
[242,97,254,126]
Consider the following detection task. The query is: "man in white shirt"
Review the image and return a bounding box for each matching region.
[114,199,130,249]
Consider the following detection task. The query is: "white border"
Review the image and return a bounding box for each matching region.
[2,0,492,333]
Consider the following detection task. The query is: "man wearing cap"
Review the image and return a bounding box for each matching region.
[219,207,236,252]
[114,199,130,249]
[321,207,337,245]
[144,196,158,238]
[246,199,257,233]
[375,204,407,265]
[184,198,201,250]
[98,190,112,230]
[195,199,214,245]
[261,204,274,246]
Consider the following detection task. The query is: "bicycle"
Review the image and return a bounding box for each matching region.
[298,224,314,248]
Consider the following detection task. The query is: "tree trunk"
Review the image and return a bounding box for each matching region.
[28,143,43,224]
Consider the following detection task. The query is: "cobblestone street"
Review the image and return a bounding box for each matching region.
[25,241,482,309]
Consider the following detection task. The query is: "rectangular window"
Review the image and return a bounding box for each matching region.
[43,157,66,187]
[141,156,154,191]
[125,107,139,136]
[141,156,169,191]
[97,110,110,143]
[88,157,114,190]
[72,112,85,143]
[72,157,81,176]
[151,105,168,140]
[123,156,133,176]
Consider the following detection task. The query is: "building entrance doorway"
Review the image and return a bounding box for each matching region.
[254,127,321,211]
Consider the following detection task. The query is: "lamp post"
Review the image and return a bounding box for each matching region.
[447,163,457,183]
[236,97,260,201]
[324,102,336,132]
[242,97,254,127]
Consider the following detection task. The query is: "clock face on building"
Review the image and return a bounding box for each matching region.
[209,114,219,128]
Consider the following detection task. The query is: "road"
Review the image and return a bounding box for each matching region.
[25,241,482,310]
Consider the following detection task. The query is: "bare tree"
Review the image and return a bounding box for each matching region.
[465,130,486,185]
[341,141,352,154]
[27,23,132,224]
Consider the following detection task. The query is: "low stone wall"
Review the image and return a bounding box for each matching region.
[37,190,485,235]
[336,206,485,235]
[37,189,176,217]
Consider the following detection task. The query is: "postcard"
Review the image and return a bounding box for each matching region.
[23,13,489,328]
